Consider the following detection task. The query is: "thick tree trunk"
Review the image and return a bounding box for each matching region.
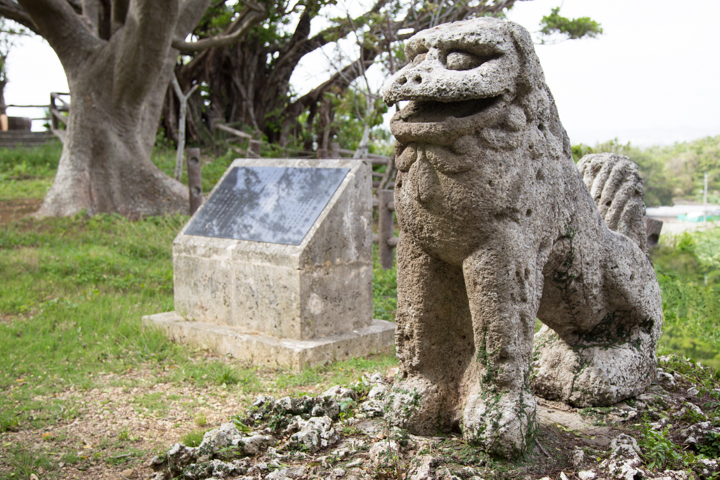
[37,74,188,218]
[19,0,211,219]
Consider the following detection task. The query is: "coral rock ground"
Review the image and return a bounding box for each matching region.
[147,355,719,480]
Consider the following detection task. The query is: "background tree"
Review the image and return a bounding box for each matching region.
[0,18,27,121]
[169,0,524,153]
[0,0,264,218]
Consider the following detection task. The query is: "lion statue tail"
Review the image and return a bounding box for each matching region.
[577,153,648,255]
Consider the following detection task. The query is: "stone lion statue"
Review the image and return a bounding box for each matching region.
[381,17,662,458]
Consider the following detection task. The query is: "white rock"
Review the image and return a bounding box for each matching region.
[674,402,706,421]
[360,399,385,417]
[572,447,585,468]
[323,385,356,400]
[364,372,386,385]
[164,442,198,469]
[699,458,720,477]
[330,467,347,478]
[369,439,400,467]
[653,470,688,480]
[368,384,388,399]
[408,455,437,480]
[199,422,239,453]
[246,461,267,476]
[682,421,720,445]
[656,370,676,389]
[650,418,671,431]
[289,416,339,452]
[578,471,596,480]
[237,434,274,455]
[275,396,294,412]
[599,434,644,480]
[265,466,306,479]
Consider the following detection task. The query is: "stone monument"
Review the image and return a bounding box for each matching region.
[381,18,662,458]
[144,158,395,369]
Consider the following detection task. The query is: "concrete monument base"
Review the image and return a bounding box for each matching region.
[143,312,395,370]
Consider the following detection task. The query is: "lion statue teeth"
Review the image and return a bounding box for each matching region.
[381,17,662,458]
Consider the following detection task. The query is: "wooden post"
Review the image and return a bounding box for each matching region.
[50,93,58,132]
[644,217,663,249]
[316,148,327,159]
[187,148,203,215]
[378,189,395,269]
[378,153,396,191]
[330,142,340,158]
[250,139,261,157]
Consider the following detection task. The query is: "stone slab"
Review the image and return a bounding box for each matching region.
[184,166,350,245]
[143,311,395,370]
[173,159,373,341]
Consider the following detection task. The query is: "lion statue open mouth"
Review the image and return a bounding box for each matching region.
[382,17,662,458]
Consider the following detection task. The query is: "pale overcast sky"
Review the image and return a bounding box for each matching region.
[5,0,720,147]
[505,0,720,146]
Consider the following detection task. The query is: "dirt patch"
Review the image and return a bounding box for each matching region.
[0,368,253,480]
[537,398,616,448]
[0,198,41,224]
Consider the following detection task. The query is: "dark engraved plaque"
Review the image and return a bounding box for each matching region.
[185,166,350,245]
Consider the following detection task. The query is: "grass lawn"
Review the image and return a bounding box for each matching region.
[651,227,720,370]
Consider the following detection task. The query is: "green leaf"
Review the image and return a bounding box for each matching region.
[538,7,603,43]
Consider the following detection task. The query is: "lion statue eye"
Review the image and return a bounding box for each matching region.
[446,51,483,70]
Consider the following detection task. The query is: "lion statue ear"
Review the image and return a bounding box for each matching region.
[504,20,571,158]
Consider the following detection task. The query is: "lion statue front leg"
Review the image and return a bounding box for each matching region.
[389,232,542,459]
[460,238,541,458]
[389,234,473,434]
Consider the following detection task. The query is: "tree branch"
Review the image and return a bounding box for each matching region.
[176,0,213,39]
[171,73,198,180]
[66,0,82,13]
[296,0,391,59]
[112,0,180,107]
[264,0,390,92]
[290,48,380,112]
[0,0,38,33]
[17,0,101,71]
[172,2,263,52]
[173,0,243,78]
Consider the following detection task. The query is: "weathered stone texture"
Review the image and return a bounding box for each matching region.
[381,17,662,458]
[173,158,373,341]
[577,152,649,255]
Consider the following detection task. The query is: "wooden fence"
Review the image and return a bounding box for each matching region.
[49,92,70,141]
[0,92,68,147]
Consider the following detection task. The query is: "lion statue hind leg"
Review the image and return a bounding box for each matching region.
[531,153,662,407]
